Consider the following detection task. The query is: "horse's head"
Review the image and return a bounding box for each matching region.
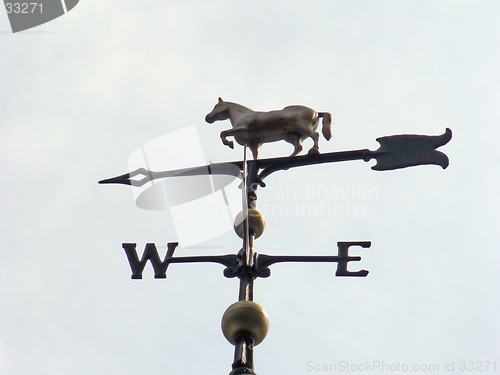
[205,97,230,123]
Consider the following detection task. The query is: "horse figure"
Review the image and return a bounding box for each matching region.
[205,98,332,159]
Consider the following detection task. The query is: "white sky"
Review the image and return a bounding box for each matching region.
[1,1,498,374]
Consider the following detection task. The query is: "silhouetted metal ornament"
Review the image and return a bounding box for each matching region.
[205,98,333,159]
[99,100,452,375]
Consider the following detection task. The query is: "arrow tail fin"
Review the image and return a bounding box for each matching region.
[372,128,452,171]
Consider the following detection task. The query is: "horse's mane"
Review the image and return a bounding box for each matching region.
[225,101,253,113]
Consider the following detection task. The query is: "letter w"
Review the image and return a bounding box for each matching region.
[122,243,179,279]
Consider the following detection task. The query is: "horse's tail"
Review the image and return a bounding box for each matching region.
[318,112,332,140]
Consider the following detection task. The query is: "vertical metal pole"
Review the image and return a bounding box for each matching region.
[230,334,255,375]
[230,147,257,375]
[240,146,253,301]
[237,233,254,301]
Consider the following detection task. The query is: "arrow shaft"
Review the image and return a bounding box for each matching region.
[256,148,374,181]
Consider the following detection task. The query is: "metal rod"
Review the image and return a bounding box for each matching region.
[232,147,257,374]
[98,148,373,187]
[242,146,251,279]
[229,335,256,375]
[237,234,255,301]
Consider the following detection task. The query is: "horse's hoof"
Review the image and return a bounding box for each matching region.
[228,141,234,149]
[308,147,320,155]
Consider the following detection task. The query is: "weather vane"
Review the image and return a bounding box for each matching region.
[99,98,452,375]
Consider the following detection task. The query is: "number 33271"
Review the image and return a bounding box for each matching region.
[5,3,43,14]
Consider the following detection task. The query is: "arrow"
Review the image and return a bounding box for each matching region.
[99,128,452,187]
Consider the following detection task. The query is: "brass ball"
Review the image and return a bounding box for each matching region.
[234,209,265,239]
[221,301,270,346]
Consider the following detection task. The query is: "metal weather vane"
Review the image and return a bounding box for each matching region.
[99,98,452,375]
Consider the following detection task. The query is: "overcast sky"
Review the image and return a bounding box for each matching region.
[1,1,498,374]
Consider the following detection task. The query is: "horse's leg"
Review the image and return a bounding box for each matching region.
[307,131,320,155]
[220,130,234,149]
[292,138,303,156]
[285,133,303,157]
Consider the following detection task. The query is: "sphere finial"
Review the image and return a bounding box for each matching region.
[234,209,265,239]
[221,301,270,346]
